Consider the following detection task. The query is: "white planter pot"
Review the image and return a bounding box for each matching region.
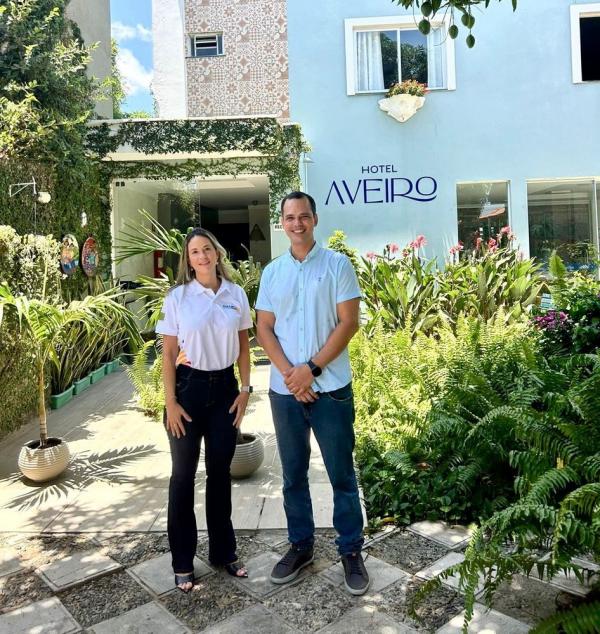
[378,94,425,123]
[18,438,70,483]
[230,433,264,479]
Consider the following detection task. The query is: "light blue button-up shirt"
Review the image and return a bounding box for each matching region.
[256,243,361,394]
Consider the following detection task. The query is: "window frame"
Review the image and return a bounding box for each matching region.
[570,3,600,83]
[189,32,224,58]
[344,15,456,95]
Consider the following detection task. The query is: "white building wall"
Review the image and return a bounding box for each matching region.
[66,0,112,119]
[153,0,187,118]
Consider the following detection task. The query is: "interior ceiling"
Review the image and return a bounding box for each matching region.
[120,175,270,208]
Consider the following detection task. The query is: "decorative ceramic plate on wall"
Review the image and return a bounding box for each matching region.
[81,236,99,277]
[60,234,79,276]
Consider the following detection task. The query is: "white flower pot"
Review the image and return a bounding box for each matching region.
[230,433,264,479]
[18,438,70,483]
[378,94,425,123]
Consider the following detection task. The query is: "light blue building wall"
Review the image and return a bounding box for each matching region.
[286,0,600,261]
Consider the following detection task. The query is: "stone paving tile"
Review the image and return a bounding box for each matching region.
[36,549,121,591]
[407,522,472,550]
[318,605,418,633]
[263,574,353,632]
[255,529,288,548]
[58,569,152,628]
[0,548,24,578]
[379,576,464,632]
[129,553,212,596]
[89,600,192,633]
[487,573,568,626]
[320,554,409,596]
[98,532,170,567]
[0,570,53,614]
[415,552,485,596]
[0,596,80,634]
[160,571,256,631]
[7,534,99,570]
[435,603,529,633]
[536,555,600,596]
[230,550,283,597]
[203,603,301,633]
[369,530,449,574]
[197,531,263,564]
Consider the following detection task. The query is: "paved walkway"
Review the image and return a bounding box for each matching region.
[0,367,589,632]
[0,365,337,534]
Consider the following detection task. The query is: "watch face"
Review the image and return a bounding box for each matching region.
[308,361,322,377]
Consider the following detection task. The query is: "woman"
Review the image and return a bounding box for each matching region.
[156,227,252,592]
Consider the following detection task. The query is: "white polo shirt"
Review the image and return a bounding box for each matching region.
[156,278,252,371]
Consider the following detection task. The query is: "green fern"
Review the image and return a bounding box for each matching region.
[125,340,164,420]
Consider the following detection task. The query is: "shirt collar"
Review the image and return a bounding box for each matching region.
[287,241,321,264]
[188,278,232,297]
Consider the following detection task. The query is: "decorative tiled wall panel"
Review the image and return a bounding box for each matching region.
[185,0,289,119]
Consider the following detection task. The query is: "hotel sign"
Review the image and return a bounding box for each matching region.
[325,164,437,206]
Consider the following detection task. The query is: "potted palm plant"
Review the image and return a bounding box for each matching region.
[0,282,141,482]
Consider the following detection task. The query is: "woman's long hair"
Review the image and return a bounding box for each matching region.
[175,227,234,285]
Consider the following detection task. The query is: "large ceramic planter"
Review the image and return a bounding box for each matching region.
[18,438,70,482]
[378,93,425,123]
[49,386,74,410]
[73,375,91,396]
[90,367,106,384]
[231,433,264,479]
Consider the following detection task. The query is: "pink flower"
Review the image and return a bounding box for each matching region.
[366,251,376,261]
[402,248,411,258]
[410,235,427,250]
[488,237,497,252]
[388,243,399,253]
[448,242,464,256]
[500,226,511,235]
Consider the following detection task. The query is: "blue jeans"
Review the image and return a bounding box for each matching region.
[269,382,364,555]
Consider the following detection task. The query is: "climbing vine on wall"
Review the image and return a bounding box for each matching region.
[86,118,307,220]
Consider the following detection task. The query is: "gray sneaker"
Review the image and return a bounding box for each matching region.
[270,545,314,584]
[341,552,370,595]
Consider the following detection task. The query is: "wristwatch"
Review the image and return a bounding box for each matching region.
[306,360,322,377]
[240,385,253,393]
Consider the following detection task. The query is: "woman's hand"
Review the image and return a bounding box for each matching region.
[229,392,250,428]
[165,398,192,438]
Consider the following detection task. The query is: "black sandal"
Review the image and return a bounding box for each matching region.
[174,572,195,593]
[223,560,248,578]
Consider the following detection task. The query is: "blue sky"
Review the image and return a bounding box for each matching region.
[110,0,154,115]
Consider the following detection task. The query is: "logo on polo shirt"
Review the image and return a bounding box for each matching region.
[221,303,240,312]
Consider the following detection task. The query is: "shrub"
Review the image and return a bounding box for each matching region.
[125,340,164,420]
[358,232,545,335]
[351,313,541,525]
[423,353,600,632]
[327,230,359,271]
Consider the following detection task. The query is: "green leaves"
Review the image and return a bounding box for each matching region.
[391,1,518,47]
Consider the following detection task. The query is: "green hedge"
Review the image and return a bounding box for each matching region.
[0,159,112,300]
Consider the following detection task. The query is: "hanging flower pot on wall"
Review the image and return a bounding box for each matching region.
[378,80,427,124]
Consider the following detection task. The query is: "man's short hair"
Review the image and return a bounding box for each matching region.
[280,191,317,216]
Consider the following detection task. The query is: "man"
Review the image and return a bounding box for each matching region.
[256,191,369,596]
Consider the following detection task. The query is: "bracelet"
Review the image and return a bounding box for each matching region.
[240,385,253,393]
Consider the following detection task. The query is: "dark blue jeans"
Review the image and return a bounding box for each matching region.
[166,364,239,573]
[269,382,364,555]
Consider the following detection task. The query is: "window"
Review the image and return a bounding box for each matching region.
[344,16,456,94]
[456,182,510,253]
[190,33,223,58]
[528,179,599,271]
[570,4,600,82]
